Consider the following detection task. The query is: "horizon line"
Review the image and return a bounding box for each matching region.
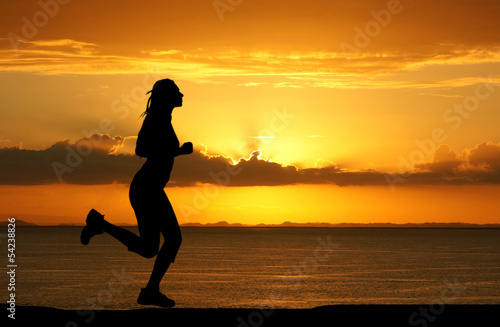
[2,219,500,228]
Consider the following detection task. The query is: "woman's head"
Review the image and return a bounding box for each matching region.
[142,79,183,116]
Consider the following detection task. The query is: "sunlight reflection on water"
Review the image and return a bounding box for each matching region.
[4,227,500,309]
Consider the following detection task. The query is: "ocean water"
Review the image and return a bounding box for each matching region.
[2,227,500,310]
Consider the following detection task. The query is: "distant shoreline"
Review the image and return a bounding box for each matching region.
[2,219,500,229]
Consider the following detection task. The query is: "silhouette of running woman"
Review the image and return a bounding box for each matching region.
[80,79,193,307]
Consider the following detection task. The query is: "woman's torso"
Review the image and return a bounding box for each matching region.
[132,113,179,189]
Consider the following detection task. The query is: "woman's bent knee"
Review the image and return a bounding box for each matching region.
[129,243,159,258]
[143,247,159,258]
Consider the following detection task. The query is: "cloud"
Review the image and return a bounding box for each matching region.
[172,148,302,187]
[1,37,499,89]
[467,142,500,171]
[0,134,139,185]
[415,144,462,174]
[409,143,500,184]
[2,0,500,81]
[177,142,500,186]
[0,135,10,143]
[2,136,500,187]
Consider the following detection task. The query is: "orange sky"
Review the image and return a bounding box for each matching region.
[1,0,499,225]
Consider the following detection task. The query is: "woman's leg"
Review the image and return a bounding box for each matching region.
[121,179,162,258]
[145,191,182,290]
[101,220,159,258]
[85,185,161,258]
[145,247,172,291]
[81,208,158,256]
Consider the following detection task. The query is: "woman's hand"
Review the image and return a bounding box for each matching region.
[178,142,193,155]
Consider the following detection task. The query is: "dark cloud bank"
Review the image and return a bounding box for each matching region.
[1,134,500,187]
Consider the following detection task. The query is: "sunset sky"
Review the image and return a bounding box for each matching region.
[1,0,499,225]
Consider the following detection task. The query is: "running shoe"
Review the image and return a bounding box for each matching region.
[80,209,104,245]
[137,288,175,308]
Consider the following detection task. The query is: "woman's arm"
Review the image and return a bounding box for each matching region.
[176,142,193,156]
[135,128,151,158]
[136,116,192,158]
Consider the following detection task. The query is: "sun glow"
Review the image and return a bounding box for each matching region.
[1,0,500,225]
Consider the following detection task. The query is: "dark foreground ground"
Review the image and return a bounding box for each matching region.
[2,304,498,326]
